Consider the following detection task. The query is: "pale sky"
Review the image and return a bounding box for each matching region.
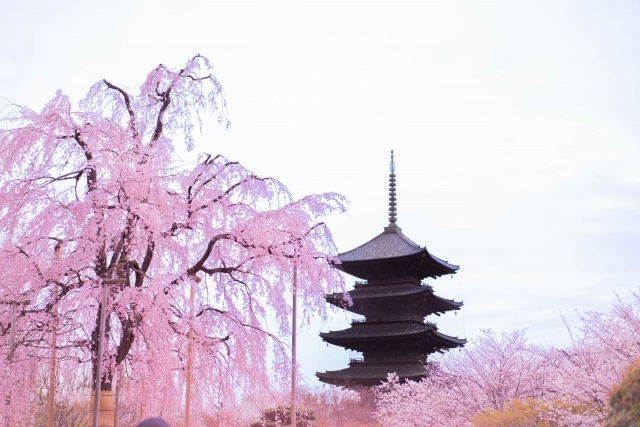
[2,0,640,390]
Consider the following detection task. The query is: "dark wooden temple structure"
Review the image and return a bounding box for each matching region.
[316,151,465,387]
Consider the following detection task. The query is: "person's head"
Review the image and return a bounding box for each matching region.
[135,418,170,427]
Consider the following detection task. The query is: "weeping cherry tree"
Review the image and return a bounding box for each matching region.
[0,55,346,426]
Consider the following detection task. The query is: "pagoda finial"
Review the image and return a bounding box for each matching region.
[388,150,397,225]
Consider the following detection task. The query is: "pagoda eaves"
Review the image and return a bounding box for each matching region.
[316,362,427,387]
[320,321,466,353]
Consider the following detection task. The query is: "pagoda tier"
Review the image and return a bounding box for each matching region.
[320,321,465,354]
[316,150,465,387]
[316,361,428,387]
[325,279,462,317]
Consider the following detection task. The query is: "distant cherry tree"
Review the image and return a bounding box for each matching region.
[0,55,345,425]
[375,329,552,427]
[374,290,640,427]
[542,290,640,424]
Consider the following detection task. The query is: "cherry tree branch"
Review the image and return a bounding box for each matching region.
[102,79,138,139]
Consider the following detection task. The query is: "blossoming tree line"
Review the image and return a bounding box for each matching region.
[374,289,640,427]
[0,55,346,426]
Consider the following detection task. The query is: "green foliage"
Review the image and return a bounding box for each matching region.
[607,360,640,427]
[472,398,597,427]
[250,406,316,427]
[33,400,88,427]
[472,399,555,427]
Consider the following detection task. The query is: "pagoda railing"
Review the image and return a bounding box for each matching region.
[364,277,421,285]
[352,278,435,290]
[350,356,425,364]
[351,316,436,326]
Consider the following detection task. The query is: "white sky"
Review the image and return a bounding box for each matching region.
[2,0,640,390]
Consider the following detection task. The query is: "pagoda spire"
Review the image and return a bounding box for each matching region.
[388,150,397,226]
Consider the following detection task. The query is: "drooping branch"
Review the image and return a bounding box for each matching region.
[150,85,171,144]
[30,170,84,186]
[103,79,139,140]
[134,239,155,287]
[198,265,243,275]
[186,233,230,276]
[68,128,98,194]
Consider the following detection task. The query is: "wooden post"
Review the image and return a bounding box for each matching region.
[92,282,108,427]
[1,299,30,362]
[8,303,16,362]
[92,278,126,427]
[114,363,124,427]
[291,263,297,427]
[1,298,30,409]
[185,281,195,427]
[48,283,58,427]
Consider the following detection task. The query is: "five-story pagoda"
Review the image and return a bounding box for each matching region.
[316,151,465,387]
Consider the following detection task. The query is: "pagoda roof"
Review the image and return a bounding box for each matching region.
[339,225,425,261]
[337,224,458,279]
[326,282,463,315]
[320,322,466,349]
[316,363,426,386]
